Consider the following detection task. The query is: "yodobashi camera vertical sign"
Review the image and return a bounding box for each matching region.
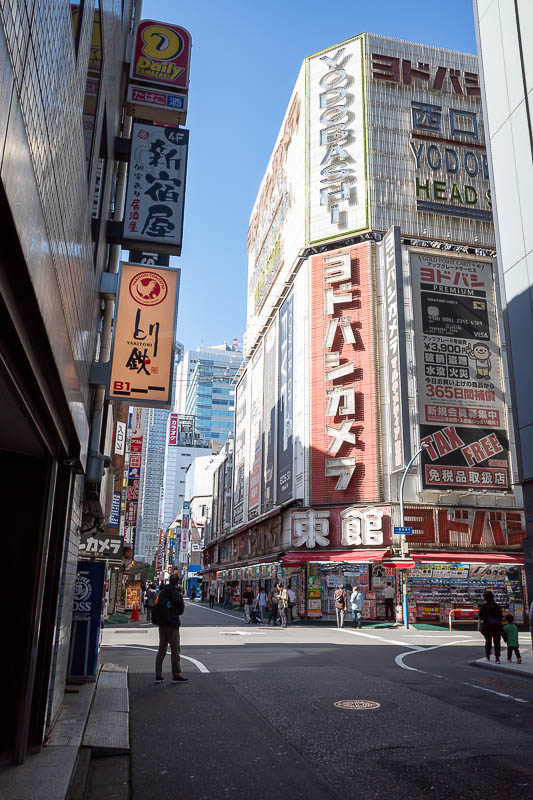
[306,35,367,245]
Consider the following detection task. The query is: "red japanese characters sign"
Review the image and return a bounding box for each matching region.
[131,20,191,91]
[311,244,379,504]
[108,262,179,407]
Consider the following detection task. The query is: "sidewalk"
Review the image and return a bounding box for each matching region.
[471,643,533,679]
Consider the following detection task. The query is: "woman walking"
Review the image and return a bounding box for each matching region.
[268,587,279,626]
[478,590,503,663]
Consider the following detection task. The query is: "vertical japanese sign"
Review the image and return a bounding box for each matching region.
[131,20,192,91]
[123,123,189,255]
[114,420,126,455]
[311,244,379,504]
[262,322,277,512]
[378,226,410,471]
[168,413,178,445]
[410,252,510,490]
[232,372,247,525]
[110,492,121,527]
[108,262,179,407]
[278,294,294,503]
[248,346,263,518]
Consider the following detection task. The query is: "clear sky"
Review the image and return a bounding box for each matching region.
[141,0,478,353]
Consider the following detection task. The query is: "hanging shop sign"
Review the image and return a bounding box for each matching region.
[377,227,411,472]
[129,250,170,267]
[108,262,179,407]
[248,346,263,518]
[410,252,510,491]
[278,294,293,503]
[168,413,179,445]
[122,123,189,255]
[262,321,278,512]
[79,532,123,559]
[114,420,126,455]
[109,492,121,527]
[311,244,379,503]
[127,84,188,126]
[131,20,192,91]
[306,36,367,244]
[232,372,248,525]
[403,507,525,549]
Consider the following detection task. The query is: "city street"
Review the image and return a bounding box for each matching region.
[99,602,533,800]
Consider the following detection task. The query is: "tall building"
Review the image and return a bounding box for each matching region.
[207,33,527,624]
[0,0,135,761]
[176,344,243,441]
[474,0,533,602]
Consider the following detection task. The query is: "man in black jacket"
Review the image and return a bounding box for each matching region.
[155,574,188,683]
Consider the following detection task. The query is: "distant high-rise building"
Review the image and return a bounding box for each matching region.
[175,344,243,442]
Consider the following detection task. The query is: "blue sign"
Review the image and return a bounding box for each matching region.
[70,561,105,678]
[394,526,414,536]
[110,492,120,527]
[167,95,185,110]
[128,467,140,480]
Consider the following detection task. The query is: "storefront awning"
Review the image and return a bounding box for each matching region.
[282,549,388,564]
[410,551,524,565]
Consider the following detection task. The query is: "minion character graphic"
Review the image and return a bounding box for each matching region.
[467,342,491,379]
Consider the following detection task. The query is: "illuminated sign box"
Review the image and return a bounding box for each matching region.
[107,262,180,408]
[131,19,191,91]
[126,84,188,126]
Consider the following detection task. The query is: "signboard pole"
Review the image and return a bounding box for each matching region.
[398,444,428,629]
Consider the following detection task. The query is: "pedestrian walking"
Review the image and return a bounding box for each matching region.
[223,583,232,610]
[334,584,347,628]
[278,583,289,628]
[268,589,279,626]
[478,590,503,663]
[383,581,395,621]
[242,585,254,623]
[350,585,365,628]
[256,586,267,621]
[209,580,217,609]
[145,582,157,622]
[287,586,296,625]
[502,614,522,663]
[153,573,188,684]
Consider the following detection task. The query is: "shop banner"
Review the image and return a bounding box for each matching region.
[109,492,121,527]
[278,294,293,503]
[311,244,379,504]
[233,372,248,525]
[131,20,192,91]
[411,253,510,491]
[378,227,410,471]
[248,346,263,518]
[262,321,277,512]
[122,123,189,255]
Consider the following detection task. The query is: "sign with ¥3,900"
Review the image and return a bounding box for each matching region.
[108,262,180,407]
[394,526,413,536]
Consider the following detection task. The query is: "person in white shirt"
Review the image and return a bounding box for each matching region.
[383,581,395,621]
[287,586,296,624]
[256,587,268,621]
[350,586,365,628]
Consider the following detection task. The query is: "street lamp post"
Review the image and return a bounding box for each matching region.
[398,444,428,630]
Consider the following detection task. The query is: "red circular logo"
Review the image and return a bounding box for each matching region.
[129,271,168,306]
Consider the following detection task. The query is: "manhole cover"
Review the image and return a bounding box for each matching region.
[334,699,381,710]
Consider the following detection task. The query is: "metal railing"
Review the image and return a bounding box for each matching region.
[448,607,478,632]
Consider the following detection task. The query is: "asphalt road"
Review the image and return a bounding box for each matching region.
[100,602,533,800]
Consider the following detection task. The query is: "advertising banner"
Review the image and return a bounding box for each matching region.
[311,244,379,504]
[306,36,367,245]
[110,492,121,527]
[114,420,126,455]
[410,252,510,490]
[278,294,294,503]
[248,346,263,518]
[79,532,123,559]
[378,227,410,471]
[130,20,192,91]
[108,262,179,407]
[123,123,189,255]
[262,321,277,512]
[365,33,493,245]
[232,372,248,525]
[168,413,178,445]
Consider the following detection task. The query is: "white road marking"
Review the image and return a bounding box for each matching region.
[338,628,424,650]
[218,631,269,636]
[462,682,529,703]
[395,639,475,671]
[102,643,210,673]
[185,602,249,622]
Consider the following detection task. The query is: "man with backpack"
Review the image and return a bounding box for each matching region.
[153,573,188,683]
[145,582,157,622]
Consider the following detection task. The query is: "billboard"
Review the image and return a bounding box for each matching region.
[278,294,294,503]
[311,244,379,504]
[306,36,367,245]
[364,33,494,245]
[248,346,263,518]
[232,372,248,525]
[262,322,277,512]
[108,262,179,407]
[377,227,411,471]
[130,20,192,91]
[410,251,510,490]
[123,123,189,255]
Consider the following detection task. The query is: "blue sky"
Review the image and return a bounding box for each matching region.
[141,0,478,353]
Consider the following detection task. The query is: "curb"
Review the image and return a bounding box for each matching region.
[469,659,533,680]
